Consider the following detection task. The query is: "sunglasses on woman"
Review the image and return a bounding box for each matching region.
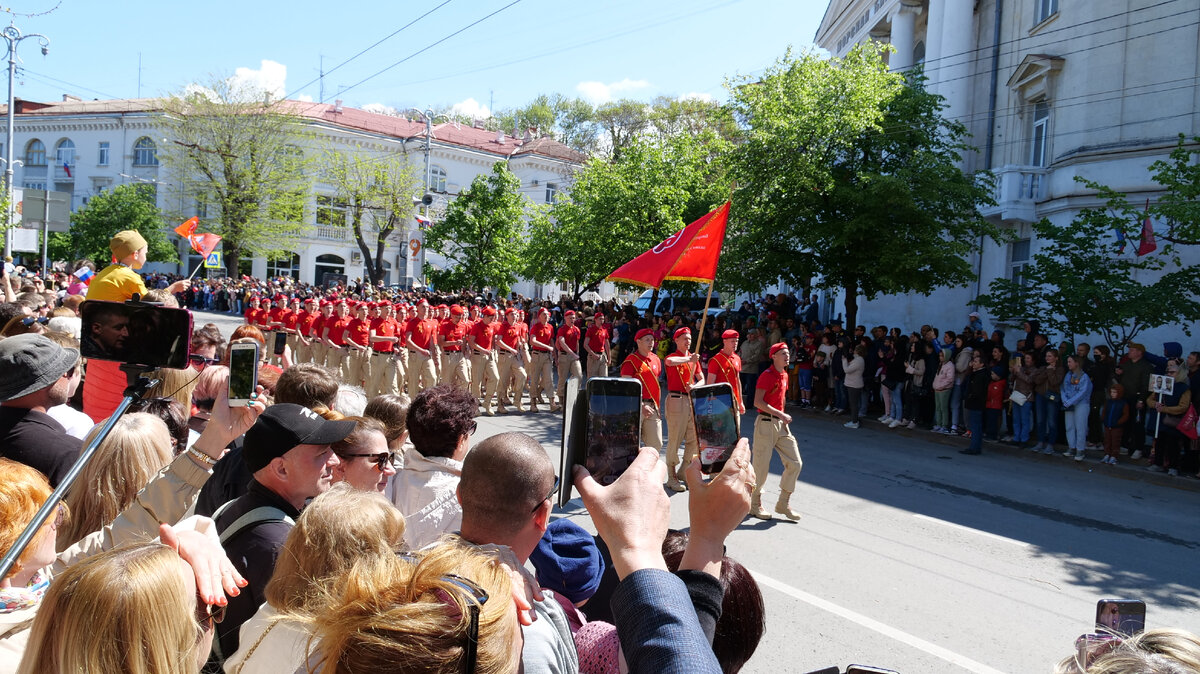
[395,554,490,674]
[21,316,50,326]
[340,451,396,471]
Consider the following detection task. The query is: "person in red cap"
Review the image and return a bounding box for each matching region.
[309,301,333,367]
[707,329,746,415]
[663,326,703,491]
[584,310,612,382]
[392,303,410,387]
[750,342,802,521]
[620,328,663,452]
[322,300,353,378]
[243,296,262,329]
[341,302,372,387]
[469,307,501,415]
[295,297,318,364]
[528,308,558,412]
[556,310,583,405]
[405,301,440,397]
[266,295,290,366]
[438,305,472,392]
[280,297,302,364]
[496,308,529,412]
[367,302,402,396]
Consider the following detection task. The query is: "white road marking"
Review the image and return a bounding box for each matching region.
[750,570,1011,674]
[912,514,1033,549]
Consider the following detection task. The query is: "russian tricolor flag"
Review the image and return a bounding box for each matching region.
[73,267,94,285]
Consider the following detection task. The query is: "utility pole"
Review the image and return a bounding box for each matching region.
[2,22,49,259]
[319,54,324,104]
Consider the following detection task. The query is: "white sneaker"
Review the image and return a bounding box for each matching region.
[907,421,917,430]
[824,405,832,413]
[843,421,859,429]
[888,419,901,428]
[1074,451,1085,462]
[1131,450,1144,460]
[1062,450,1075,458]
[877,415,890,423]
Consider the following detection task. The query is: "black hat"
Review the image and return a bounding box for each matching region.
[0,334,79,402]
[243,404,356,473]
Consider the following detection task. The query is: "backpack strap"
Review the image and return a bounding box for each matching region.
[218,506,295,546]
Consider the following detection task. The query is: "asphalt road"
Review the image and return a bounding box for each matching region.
[193,310,1200,673]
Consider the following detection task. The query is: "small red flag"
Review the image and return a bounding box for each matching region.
[174,216,199,238]
[606,201,730,288]
[188,233,222,257]
[1136,199,1156,256]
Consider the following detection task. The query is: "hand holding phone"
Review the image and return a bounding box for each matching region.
[680,438,752,574]
[573,447,670,580]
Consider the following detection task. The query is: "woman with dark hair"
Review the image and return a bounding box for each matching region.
[390,385,477,549]
[841,344,866,429]
[961,351,991,455]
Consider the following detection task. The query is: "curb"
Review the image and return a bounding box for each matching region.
[788,405,1200,494]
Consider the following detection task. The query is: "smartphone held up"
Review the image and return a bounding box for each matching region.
[690,382,740,474]
[227,342,259,407]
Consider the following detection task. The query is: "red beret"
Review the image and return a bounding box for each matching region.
[722,329,739,340]
[635,328,655,341]
[482,306,498,317]
[450,305,466,316]
[565,310,576,318]
[416,299,430,307]
[769,342,788,357]
[673,327,690,339]
[538,308,550,316]
[437,304,449,310]
[504,307,516,315]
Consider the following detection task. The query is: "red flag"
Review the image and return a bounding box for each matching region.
[174,216,199,238]
[188,233,222,257]
[1136,199,1156,256]
[606,202,730,288]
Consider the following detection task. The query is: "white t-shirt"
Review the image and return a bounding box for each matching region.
[46,404,96,439]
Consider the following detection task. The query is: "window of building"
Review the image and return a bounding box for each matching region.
[55,139,75,167]
[1035,0,1058,24]
[1010,238,1031,286]
[25,139,46,166]
[545,182,558,204]
[315,195,348,226]
[268,253,301,280]
[1030,101,1050,167]
[98,141,110,166]
[315,253,346,284]
[132,137,158,166]
[23,181,45,191]
[194,195,208,219]
[913,41,925,65]
[430,165,447,193]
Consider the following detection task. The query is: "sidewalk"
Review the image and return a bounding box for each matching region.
[789,404,1200,494]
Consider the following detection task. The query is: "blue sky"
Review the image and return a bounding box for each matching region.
[6,0,824,116]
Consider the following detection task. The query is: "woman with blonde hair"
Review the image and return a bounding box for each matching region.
[55,413,174,551]
[312,540,522,674]
[224,484,405,673]
[145,364,201,413]
[17,541,213,674]
[1057,627,1200,673]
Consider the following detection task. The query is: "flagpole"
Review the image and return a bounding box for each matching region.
[692,282,715,357]
[186,259,205,281]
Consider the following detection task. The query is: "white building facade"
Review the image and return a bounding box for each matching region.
[815,0,1200,346]
[2,96,599,300]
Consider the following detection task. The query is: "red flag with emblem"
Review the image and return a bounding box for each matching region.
[174,216,198,238]
[606,201,729,288]
[188,233,222,257]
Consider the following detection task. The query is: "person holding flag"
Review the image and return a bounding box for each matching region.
[620,328,665,455]
[664,326,703,492]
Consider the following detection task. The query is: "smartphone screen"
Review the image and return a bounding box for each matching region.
[584,378,642,486]
[1076,633,1120,668]
[228,344,259,405]
[79,300,193,369]
[274,331,288,355]
[691,383,739,474]
[1096,599,1146,635]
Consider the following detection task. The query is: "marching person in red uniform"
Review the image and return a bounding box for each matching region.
[405,300,439,398]
[309,300,332,367]
[296,297,318,364]
[555,310,583,406]
[528,308,557,412]
[322,300,353,378]
[469,307,501,415]
[620,328,664,453]
[243,296,262,326]
[751,342,803,521]
[584,310,612,382]
[438,305,472,392]
[707,329,746,414]
[663,327,703,492]
[344,302,372,387]
[366,302,401,396]
[496,308,529,413]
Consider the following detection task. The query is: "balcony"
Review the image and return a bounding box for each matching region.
[980,165,1048,223]
[314,225,348,241]
[53,164,75,181]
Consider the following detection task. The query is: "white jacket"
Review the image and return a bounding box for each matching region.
[389,446,463,550]
[223,603,314,674]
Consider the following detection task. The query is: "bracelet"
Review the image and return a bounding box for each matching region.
[185,445,222,467]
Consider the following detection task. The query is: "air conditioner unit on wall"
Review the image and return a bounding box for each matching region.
[351,251,362,263]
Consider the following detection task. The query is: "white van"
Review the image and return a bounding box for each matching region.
[632,289,724,316]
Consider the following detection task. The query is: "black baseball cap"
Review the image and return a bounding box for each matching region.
[243,404,356,473]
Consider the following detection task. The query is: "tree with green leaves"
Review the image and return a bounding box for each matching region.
[491,94,599,156]
[523,130,730,302]
[320,151,422,285]
[48,183,176,266]
[158,78,310,276]
[722,45,1000,329]
[975,183,1200,354]
[423,162,529,294]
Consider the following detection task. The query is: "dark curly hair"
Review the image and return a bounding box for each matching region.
[406,385,477,458]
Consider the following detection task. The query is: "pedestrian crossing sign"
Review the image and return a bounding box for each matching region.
[204,252,222,269]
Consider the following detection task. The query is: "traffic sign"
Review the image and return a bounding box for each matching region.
[204,252,222,269]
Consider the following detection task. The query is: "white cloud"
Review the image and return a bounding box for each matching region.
[296,93,313,102]
[451,97,490,119]
[362,102,398,116]
[229,60,288,99]
[678,92,714,102]
[575,78,651,104]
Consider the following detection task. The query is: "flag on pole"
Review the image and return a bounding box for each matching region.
[1136,199,1157,256]
[62,161,71,178]
[415,214,432,228]
[188,233,222,257]
[73,267,94,285]
[174,216,199,238]
[1115,226,1126,254]
[606,201,730,288]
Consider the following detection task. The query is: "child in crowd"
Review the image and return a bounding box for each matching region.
[1101,383,1129,464]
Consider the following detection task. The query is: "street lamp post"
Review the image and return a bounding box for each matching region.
[2,22,48,259]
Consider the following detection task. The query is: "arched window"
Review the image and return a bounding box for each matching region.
[25,139,46,166]
[430,165,447,193]
[133,137,158,166]
[913,41,925,65]
[55,139,75,166]
[314,253,346,285]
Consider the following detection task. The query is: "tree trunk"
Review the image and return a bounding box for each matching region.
[842,281,858,331]
[646,288,660,318]
[225,246,240,278]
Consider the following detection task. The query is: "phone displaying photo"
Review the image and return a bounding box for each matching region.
[273,331,288,355]
[1096,599,1146,636]
[1075,633,1121,668]
[228,342,259,406]
[583,377,642,486]
[79,300,193,369]
[690,382,739,474]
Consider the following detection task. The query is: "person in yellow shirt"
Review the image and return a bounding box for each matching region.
[83,230,190,421]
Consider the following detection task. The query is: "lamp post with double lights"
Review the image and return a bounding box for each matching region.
[2,22,48,259]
